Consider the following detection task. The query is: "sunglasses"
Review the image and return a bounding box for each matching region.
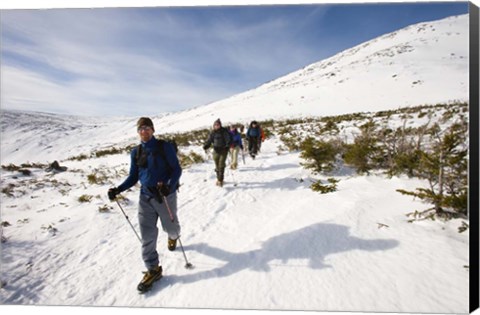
[138,126,153,132]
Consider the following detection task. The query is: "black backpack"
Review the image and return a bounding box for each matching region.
[135,138,180,189]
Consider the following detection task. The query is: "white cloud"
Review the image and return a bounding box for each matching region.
[0,6,341,116]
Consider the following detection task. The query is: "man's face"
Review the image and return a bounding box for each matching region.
[138,125,154,142]
[214,123,221,130]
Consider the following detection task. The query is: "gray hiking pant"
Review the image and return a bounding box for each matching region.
[138,192,181,270]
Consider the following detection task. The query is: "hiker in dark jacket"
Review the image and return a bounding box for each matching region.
[203,118,231,187]
[228,125,243,170]
[107,117,182,292]
[247,120,262,159]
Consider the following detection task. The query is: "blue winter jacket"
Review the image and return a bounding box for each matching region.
[117,137,182,198]
[247,127,260,138]
[229,130,243,149]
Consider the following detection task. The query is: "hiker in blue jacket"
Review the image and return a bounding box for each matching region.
[107,117,182,292]
[247,120,261,159]
[228,125,243,170]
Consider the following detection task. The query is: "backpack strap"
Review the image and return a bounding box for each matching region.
[156,139,173,175]
[135,139,170,173]
[134,139,179,191]
[135,144,143,167]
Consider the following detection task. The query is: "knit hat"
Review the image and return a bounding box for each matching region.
[137,117,155,132]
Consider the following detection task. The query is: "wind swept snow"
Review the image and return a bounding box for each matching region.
[0,136,469,313]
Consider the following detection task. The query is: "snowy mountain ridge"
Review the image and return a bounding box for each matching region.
[154,13,468,131]
[0,14,469,165]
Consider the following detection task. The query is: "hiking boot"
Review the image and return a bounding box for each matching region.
[216,180,224,187]
[137,265,162,293]
[168,238,177,251]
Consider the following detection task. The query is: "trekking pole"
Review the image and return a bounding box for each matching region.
[115,199,142,244]
[230,168,238,187]
[160,194,194,270]
[204,150,211,182]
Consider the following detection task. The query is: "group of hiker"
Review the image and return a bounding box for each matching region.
[203,118,265,187]
[107,116,265,293]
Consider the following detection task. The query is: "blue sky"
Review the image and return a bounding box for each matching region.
[0,1,469,116]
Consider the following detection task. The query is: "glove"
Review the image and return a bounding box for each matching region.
[108,187,120,201]
[157,183,171,197]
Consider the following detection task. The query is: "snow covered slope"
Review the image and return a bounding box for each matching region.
[0,124,469,312]
[0,111,143,164]
[155,14,468,132]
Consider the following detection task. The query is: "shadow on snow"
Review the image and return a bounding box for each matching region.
[153,222,399,293]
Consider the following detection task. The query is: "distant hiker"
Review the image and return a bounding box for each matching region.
[247,121,262,159]
[228,125,243,170]
[107,117,182,293]
[240,124,248,152]
[203,118,231,187]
